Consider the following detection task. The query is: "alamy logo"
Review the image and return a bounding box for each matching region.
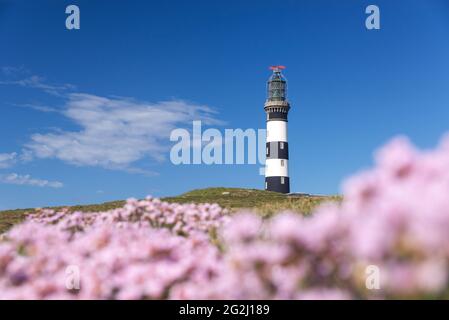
[65,265,81,290]
[170,121,266,173]
[365,265,381,290]
[66,5,80,30]
[365,5,380,30]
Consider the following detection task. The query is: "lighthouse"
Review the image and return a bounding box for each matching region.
[264,66,290,194]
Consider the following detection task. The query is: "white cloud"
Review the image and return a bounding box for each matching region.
[1,69,224,175]
[25,93,223,173]
[1,66,28,76]
[12,103,60,113]
[0,173,63,188]
[0,153,17,169]
[0,73,74,96]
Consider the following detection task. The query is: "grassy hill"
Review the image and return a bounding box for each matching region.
[164,188,340,216]
[0,188,341,234]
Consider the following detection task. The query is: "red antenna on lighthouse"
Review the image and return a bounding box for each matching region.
[269,65,286,71]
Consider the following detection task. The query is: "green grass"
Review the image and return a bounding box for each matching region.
[164,188,340,217]
[0,187,341,234]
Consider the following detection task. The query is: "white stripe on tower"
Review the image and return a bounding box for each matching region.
[265,159,288,177]
[264,66,291,194]
[266,121,288,143]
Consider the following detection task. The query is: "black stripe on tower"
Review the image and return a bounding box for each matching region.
[266,142,289,159]
[265,177,290,194]
[267,112,288,121]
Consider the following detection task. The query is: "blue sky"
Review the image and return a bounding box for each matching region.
[1,0,449,210]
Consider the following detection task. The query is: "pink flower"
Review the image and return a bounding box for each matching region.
[2,133,449,299]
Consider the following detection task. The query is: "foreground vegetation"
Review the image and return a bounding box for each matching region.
[0,188,339,234]
[2,136,449,299]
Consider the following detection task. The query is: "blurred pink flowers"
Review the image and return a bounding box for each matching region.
[1,135,449,299]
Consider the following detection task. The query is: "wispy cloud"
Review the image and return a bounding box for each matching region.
[1,66,28,76]
[1,68,224,175]
[1,66,75,96]
[0,173,63,188]
[0,153,17,169]
[25,93,222,173]
[0,75,75,96]
[12,103,60,113]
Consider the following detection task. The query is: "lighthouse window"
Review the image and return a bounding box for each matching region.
[266,147,269,156]
[265,182,268,189]
[280,142,284,149]
[281,160,285,166]
[281,177,285,184]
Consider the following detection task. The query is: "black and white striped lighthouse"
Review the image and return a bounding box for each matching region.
[264,66,290,193]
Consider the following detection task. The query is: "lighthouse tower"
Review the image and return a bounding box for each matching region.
[264,66,290,193]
